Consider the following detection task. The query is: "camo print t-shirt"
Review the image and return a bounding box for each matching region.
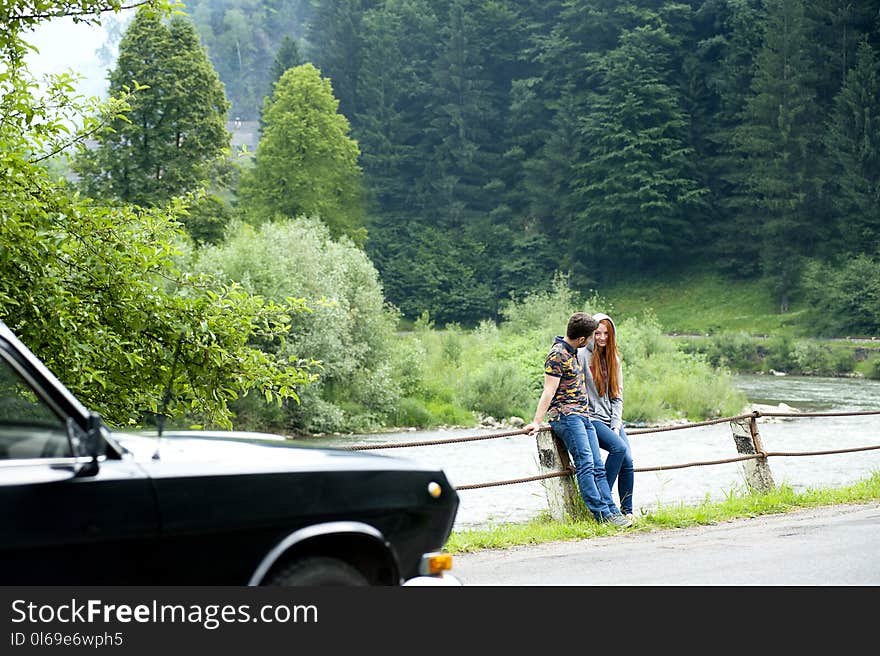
[544,336,591,421]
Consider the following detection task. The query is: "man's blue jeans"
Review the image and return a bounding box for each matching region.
[592,420,634,515]
[550,413,618,520]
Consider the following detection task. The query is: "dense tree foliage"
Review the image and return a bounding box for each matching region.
[237,63,367,244]
[1,0,312,428]
[194,217,401,434]
[180,0,880,329]
[824,39,880,256]
[74,8,230,209]
[568,14,707,276]
[802,255,880,336]
[182,0,311,121]
[733,0,829,312]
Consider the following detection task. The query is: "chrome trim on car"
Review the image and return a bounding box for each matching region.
[0,455,102,468]
[248,521,388,586]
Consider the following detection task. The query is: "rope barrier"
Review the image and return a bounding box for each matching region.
[454,443,880,488]
[340,409,880,451]
[339,428,531,451]
[760,410,880,418]
[762,444,880,457]
[633,453,762,472]
[455,466,575,490]
[330,408,880,492]
[627,413,755,435]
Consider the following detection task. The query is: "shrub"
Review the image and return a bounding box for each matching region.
[391,397,433,429]
[867,357,880,380]
[790,341,855,376]
[194,217,401,433]
[461,360,532,421]
[763,335,795,372]
[801,256,880,336]
[622,314,747,422]
[703,332,764,370]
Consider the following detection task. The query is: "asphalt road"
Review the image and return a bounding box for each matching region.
[452,501,880,585]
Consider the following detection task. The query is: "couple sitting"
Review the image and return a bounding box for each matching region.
[524,311,634,527]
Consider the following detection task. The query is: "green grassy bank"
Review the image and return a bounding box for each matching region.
[598,271,880,378]
[601,270,801,337]
[446,471,880,553]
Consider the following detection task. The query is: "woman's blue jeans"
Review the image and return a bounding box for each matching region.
[592,420,634,515]
[549,413,618,520]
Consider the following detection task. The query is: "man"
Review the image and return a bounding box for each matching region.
[524,312,632,527]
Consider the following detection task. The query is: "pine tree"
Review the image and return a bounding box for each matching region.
[689,0,766,276]
[261,35,304,130]
[807,0,880,109]
[306,0,370,120]
[354,0,439,220]
[825,39,880,255]
[733,0,827,311]
[568,17,707,276]
[269,36,304,89]
[75,8,230,208]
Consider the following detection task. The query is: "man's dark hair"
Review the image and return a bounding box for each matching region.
[566,312,599,340]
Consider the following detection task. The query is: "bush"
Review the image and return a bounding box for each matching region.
[789,341,856,376]
[195,217,402,433]
[461,360,532,421]
[391,397,434,429]
[763,335,795,372]
[679,331,765,371]
[801,256,880,336]
[867,357,880,380]
[619,314,747,422]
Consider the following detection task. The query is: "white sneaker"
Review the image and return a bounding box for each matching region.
[605,514,633,528]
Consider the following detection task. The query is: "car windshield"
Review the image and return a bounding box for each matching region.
[0,351,71,460]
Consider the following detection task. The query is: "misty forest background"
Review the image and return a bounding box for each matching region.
[2,0,879,437]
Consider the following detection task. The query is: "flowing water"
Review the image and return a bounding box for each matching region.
[309,374,880,530]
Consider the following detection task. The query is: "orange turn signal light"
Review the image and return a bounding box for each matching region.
[419,552,453,576]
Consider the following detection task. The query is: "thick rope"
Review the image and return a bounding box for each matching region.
[340,428,529,451]
[456,467,575,490]
[760,410,880,418]
[340,409,880,450]
[628,413,755,435]
[329,409,880,491]
[455,443,880,488]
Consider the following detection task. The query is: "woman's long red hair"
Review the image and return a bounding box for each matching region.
[590,319,620,398]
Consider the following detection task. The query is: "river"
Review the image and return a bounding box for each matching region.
[309,374,880,530]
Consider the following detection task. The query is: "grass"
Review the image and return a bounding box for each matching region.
[598,269,807,337]
[445,471,880,553]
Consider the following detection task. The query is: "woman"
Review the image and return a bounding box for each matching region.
[577,312,635,517]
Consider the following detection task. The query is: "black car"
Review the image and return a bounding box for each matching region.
[0,321,459,586]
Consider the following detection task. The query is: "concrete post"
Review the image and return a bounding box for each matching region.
[536,427,581,521]
[729,414,775,493]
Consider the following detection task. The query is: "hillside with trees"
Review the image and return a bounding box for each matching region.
[3,0,878,436]
[184,0,879,331]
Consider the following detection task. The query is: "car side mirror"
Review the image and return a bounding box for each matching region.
[68,413,105,477]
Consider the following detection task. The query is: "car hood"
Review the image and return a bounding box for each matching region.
[110,430,435,476]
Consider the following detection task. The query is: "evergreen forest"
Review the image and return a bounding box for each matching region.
[181,0,880,326]
[2,0,879,436]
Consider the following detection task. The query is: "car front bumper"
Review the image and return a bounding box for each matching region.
[402,572,461,586]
